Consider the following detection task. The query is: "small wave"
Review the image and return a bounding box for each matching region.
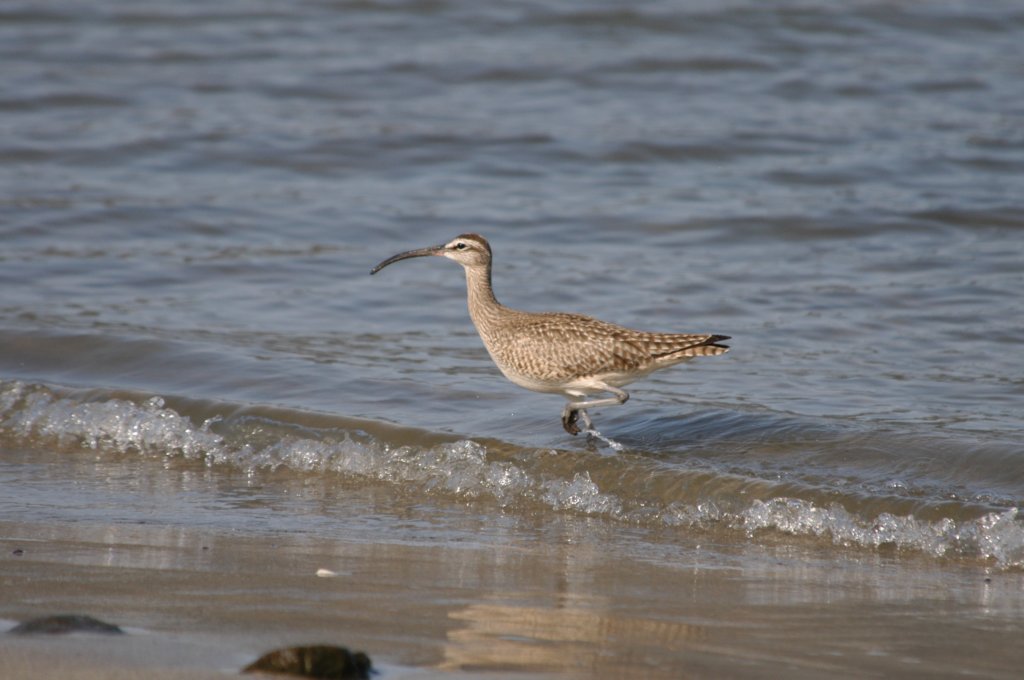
[0,382,221,459]
[739,498,1021,566]
[2,380,1022,568]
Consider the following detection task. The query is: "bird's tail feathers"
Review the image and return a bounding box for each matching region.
[653,334,730,360]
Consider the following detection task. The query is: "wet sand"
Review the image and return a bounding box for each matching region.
[3,507,1023,680]
[1,635,240,680]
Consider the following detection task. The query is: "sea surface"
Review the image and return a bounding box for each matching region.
[2,0,1024,675]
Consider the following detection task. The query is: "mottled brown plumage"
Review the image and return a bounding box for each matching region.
[371,234,729,436]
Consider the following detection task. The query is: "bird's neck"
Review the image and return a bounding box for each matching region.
[464,263,504,330]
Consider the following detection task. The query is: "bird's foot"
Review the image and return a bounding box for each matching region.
[562,408,581,436]
[562,407,595,437]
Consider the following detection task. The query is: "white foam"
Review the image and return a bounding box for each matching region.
[1,383,222,459]
[740,498,1023,564]
[542,471,623,515]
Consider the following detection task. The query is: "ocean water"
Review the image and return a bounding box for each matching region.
[2,0,1023,598]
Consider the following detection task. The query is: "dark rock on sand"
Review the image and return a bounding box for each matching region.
[243,644,372,679]
[9,614,124,635]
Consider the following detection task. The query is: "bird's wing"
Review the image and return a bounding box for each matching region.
[492,313,656,381]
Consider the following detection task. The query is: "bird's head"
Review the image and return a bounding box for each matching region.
[371,233,492,274]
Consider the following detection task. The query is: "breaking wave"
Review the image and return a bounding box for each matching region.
[2,380,1022,568]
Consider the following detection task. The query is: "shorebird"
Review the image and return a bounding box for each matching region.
[370,234,729,436]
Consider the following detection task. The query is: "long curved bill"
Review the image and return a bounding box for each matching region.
[370,244,445,275]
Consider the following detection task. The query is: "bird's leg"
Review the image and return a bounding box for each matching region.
[569,386,630,411]
[561,387,629,435]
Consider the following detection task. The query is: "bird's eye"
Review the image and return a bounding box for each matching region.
[454,242,467,250]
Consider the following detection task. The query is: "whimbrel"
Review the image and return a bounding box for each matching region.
[370,234,729,436]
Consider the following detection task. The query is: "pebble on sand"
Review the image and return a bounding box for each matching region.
[243,644,372,680]
[9,614,124,635]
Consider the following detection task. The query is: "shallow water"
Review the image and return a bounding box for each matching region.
[2,0,1024,675]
